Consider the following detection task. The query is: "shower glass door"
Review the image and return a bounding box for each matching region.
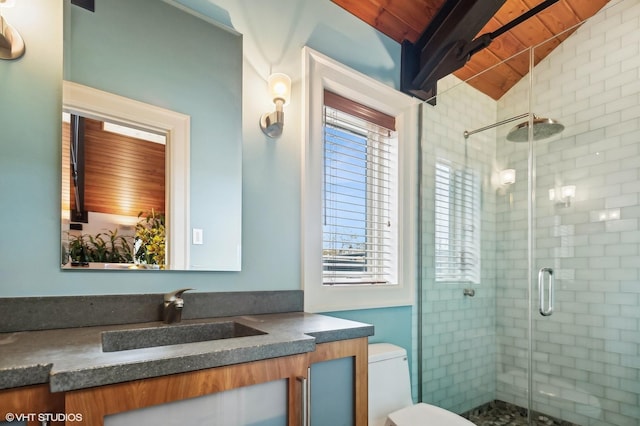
[420,2,639,425]
[528,5,640,424]
[419,48,534,421]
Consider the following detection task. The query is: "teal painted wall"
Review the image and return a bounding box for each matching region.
[0,0,411,382]
[0,0,403,297]
[324,307,414,375]
[325,307,413,352]
[0,0,64,295]
[0,0,413,394]
[65,0,243,271]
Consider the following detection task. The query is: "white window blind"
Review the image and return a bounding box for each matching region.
[322,93,398,285]
[434,161,481,283]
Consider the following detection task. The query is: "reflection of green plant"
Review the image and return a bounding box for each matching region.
[104,230,134,263]
[66,230,134,264]
[68,234,91,264]
[135,210,165,268]
[64,211,165,267]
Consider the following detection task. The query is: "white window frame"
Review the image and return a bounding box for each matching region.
[301,47,418,312]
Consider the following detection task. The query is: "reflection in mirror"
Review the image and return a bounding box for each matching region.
[61,81,190,270]
[62,0,242,271]
[62,114,167,268]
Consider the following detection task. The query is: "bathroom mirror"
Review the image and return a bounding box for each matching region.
[61,0,242,271]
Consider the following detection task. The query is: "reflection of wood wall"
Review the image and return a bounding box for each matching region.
[62,121,70,214]
[63,118,165,218]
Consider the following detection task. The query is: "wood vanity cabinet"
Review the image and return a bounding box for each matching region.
[61,336,368,426]
[64,354,308,425]
[308,337,368,426]
[0,384,65,425]
[0,337,367,425]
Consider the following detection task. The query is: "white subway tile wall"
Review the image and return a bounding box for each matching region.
[496,1,639,425]
[420,70,500,413]
[419,1,639,425]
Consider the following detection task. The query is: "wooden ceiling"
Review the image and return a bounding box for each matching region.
[331,0,610,99]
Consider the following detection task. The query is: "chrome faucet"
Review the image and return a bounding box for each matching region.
[163,288,193,324]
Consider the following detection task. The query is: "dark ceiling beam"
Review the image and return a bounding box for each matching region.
[71,0,95,13]
[401,0,506,103]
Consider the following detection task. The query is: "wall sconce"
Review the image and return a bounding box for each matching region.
[499,169,516,186]
[0,0,25,60]
[260,73,291,138]
[549,185,576,207]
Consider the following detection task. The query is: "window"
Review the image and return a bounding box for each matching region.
[434,160,481,283]
[302,47,416,312]
[322,91,397,285]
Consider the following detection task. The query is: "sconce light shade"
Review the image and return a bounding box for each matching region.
[267,73,291,105]
[0,0,25,60]
[549,185,576,207]
[561,185,576,199]
[260,73,291,138]
[499,169,516,185]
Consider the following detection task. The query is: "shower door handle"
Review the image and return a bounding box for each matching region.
[538,267,554,316]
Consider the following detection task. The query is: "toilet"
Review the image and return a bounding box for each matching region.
[368,343,476,426]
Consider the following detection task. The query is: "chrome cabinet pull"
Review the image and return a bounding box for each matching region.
[297,368,310,426]
[538,267,554,316]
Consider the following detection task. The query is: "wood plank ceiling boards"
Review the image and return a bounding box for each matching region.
[331,0,610,100]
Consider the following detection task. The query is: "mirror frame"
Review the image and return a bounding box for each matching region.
[62,80,191,269]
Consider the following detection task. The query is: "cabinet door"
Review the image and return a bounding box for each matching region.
[310,357,354,426]
[308,338,368,426]
[66,354,308,426]
[105,379,288,426]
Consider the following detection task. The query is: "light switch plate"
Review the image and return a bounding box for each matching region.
[192,228,203,245]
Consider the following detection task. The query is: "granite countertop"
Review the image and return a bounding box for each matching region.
[0,312,374,393]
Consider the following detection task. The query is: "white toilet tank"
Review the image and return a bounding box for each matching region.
[368,343,413,426]
[369,343,476,426]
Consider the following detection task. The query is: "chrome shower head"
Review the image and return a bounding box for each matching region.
[506,116,564,142]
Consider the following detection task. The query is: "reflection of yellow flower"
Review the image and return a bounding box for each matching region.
[135,210,165,268]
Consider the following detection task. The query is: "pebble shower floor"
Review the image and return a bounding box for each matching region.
[462,401,581,426]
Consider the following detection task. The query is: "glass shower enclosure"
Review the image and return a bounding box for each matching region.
[418,1,639,425]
